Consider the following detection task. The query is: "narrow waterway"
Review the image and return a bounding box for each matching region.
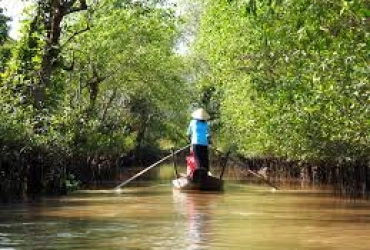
[1,183,370,250]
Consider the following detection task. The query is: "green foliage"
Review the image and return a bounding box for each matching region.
[191,0,369,161]
[62,0,190,152]
[0,8,12,73]
[1,3,46,110]
[0,0,191,197]
[65,174,80,192]
[0,7,10,45]
[0,40,14,73]
[1,0,190,156]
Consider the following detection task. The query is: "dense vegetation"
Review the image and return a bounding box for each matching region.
[0,0,368,200]
[190,0,368,159]
[0,0,190,200]
[188,0,369,196]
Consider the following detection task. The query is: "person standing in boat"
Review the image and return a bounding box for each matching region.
[186,108,211,181]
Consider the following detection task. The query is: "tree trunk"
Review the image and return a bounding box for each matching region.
[36,0,88,108]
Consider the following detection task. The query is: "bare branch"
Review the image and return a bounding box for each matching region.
[64,0,88,15]
[61,25,90,48]
[101,89,118,123]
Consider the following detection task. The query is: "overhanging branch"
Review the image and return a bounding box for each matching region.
[63,0,88,15]
[61,24,90,48]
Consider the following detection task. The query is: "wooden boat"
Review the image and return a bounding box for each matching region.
[172,169,224,191]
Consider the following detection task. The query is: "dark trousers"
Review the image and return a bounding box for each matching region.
[193,145,209,172]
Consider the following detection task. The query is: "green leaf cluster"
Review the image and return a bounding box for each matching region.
[0,0,190,156]
[0,7,12,73]
[0,0,192,196]
[191,0,369,161]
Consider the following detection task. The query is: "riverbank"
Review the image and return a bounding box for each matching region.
[1,146,369,202]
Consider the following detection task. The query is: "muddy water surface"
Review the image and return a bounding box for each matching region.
[1,183,370,250]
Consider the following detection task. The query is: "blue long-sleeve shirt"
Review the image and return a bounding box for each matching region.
[187,119,210,146]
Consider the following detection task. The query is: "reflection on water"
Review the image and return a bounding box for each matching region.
[172,191,223,250]
[1,183,370,249]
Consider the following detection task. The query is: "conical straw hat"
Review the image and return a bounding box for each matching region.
[191,108,210,120]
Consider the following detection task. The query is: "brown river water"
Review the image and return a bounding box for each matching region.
[1,183,370,250]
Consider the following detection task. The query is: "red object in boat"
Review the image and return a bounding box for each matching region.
[186,152,196,177]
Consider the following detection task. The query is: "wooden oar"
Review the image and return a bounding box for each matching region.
[210,146,278,190]
[114,144,190,190]
[240,167,279,190]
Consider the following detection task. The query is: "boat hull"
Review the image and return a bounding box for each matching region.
[172,175,223,191]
